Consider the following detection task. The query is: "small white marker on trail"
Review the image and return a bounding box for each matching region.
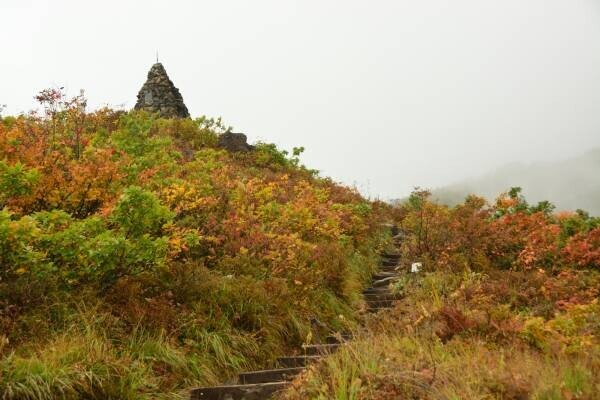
[411,262,422,273]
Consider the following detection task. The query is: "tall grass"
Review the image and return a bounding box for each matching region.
[0,329,151,400]
[280,332,600,400]
[0,239,385,399]
[280,267,600,400]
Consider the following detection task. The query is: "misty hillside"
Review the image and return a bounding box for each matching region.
[0,99,388,398]
[430,148,600,215]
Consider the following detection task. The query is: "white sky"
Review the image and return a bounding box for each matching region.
[2,0,600,200]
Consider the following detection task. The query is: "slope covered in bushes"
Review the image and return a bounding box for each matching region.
[282,189,599,399]
[0,90,388,399]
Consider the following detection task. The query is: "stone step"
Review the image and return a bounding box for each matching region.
[381,259,399,267]
[364,292,395,301]
[367,299,394,308]
[363,286,392,294]
[376,271,399,278]
[363,290,396,300]
[372,271,399,280]
[301,343,341,355]
[277,355,322,368]
[325,333,352,344]
[381,253,401,260]
[375,270,399,276]
[378,265,401,272]
[190,382,289,400]
[372,276,398,288]
[238,367,304,384]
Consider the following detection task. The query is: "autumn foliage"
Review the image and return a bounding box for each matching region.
[0,90,388,398]
[282,189,599,400]
[399,187,599,272]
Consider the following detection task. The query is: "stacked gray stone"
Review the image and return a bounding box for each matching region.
[218,132,254,152]
[134,63,190,118]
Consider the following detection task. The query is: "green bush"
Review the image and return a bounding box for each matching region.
[111,186,173,237]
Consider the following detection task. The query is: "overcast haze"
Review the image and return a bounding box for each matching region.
[2,1,600,200]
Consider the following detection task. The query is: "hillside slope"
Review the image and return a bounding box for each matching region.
[281,190,600,399]
[431,148,600,215]
[0,92,389,399]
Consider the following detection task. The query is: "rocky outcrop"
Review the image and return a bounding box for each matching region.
[217,132,254,152]
[134,63,189,118]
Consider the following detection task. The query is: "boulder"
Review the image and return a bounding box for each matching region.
[218,132,253,152]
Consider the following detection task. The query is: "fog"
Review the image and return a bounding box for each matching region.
[2,0,600,203]
[431,148,600,215]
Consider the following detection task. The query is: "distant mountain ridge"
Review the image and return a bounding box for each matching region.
[430,148,600,215]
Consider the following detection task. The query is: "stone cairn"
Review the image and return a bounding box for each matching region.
[134,62,254,152]
[134,63,190,118]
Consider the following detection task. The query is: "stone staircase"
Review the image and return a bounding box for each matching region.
[189,252,402,400]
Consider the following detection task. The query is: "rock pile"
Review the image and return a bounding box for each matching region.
[134,63,190,118]
[217,132,254,152]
